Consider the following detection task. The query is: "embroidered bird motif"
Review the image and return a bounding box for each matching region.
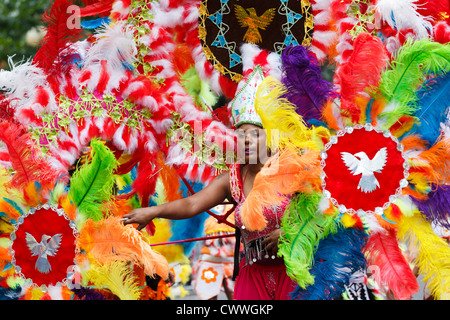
[25,232,63,274]
[341,147,388,193]
[234,5,276,44]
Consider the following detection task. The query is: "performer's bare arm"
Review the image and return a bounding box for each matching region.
[123,172,231,230]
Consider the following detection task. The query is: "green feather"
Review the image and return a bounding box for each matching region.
[377,38,450,129]
[181,67,218,112]
[68,139,118,222]
[278,192,338,289]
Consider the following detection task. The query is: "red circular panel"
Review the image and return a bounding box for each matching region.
[323,128,405,212]
[12,207,76,287]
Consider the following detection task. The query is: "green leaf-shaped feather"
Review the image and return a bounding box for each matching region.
[69,139,117,222]
[377,38,450,129]
[278,192,338,289]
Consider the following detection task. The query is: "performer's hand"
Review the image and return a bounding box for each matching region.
[261,228,284,255]
[122,207,158,231]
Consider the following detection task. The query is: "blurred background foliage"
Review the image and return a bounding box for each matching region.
[0,0,335,80]
[0,0,50,70]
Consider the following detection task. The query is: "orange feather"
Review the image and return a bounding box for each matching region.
[321,100,341,131]
[240,148,322,231]
[157,153,182,203]
[0,199,22,221]
[76,216,169,279]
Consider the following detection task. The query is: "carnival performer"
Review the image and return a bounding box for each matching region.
[123,65,308,300]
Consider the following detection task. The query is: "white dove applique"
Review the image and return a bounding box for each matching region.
[341,147,388,193]
[25,232,63,274]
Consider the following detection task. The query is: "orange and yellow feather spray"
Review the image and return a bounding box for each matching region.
[76,216,169,280]
[239,76,327,231]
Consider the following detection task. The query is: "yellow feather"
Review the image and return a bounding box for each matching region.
[394,197,416,218]
[145,218,187,264]
[407,172,431,194]
[254,76,329,152]
[341,213,358,228]
[397,212,450,300]
[86,261,142,300]
[0,166,11,195]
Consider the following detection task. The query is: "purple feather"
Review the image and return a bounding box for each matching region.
[412,185,450,228]
[72,287,118,300]
[281,45,336,125]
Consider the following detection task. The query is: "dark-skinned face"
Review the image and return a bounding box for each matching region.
[236,123,269,165]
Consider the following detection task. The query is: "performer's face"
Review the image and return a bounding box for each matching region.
[236,124,269,164]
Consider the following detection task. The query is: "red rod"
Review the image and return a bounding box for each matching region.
[178,174,236,229]
[149,233,236,247]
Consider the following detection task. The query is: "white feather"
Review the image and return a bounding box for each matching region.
[375,0,433,39]
[311,0,335,11]
[165,143,185,166]
[47,285,63,300]
[318,195,331,213]
[152,3,185,28]
[78,118,93,146]
[147,118,173,135]
[112,123,127,150]
[83,22,137,72]
[143,131,158,153]
[240,43,264,73]
[0,58,47,109]
[362,213,385,234]
[111,0,131,19]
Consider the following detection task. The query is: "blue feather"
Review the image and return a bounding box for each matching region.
[80,17,111,30]
[0,286,21,300]
[365,98,374,123]
[410,73,450,145]
[290,227,368,300]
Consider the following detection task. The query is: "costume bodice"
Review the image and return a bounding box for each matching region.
[229,164,288,264]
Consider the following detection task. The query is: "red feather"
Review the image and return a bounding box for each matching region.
[415,0,450,22]
[79,0,115,17]
[35,87,50,107]
[0,95,14,121]
[131,153,159,205]
[335,32,389,122]
[131,152,160,236]
[33,0,85,75]
[0,122,65,188]
[97,60,110,94]
[364,229,419,299]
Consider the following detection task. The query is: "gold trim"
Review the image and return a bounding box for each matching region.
[198,0,314,82]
